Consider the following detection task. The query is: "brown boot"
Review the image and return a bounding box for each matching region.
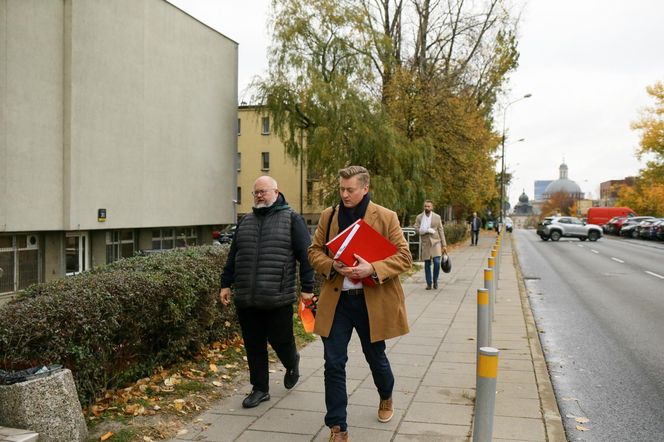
[378,397,394,422]
[328,425,349,441]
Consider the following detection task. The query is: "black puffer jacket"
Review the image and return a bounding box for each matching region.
[220,193,314,309]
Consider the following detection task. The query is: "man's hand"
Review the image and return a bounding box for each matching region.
[350,254,374,279]
[301,292,314,300]
[219,287,232,306]
[442,247,448,254]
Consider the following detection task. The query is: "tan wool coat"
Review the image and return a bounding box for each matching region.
[413,211,446,260]
[308,202,412,342]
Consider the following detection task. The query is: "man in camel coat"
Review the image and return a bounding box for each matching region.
[414,200,447,289]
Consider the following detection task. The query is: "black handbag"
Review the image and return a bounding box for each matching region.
[441,252,452,273]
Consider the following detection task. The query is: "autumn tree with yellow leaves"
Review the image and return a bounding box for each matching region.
[257,0,519,222]
[618,81,664,216]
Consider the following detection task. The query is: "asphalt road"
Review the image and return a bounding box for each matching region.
[513,229,664,442]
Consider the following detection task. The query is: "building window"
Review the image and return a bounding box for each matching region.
[152,227,197,250]
[237,187,242,204]
[261,152,270,170]
[237,118,241,135]
[0,234,40,295]
[106,230,135,264]
[307,181,314,206]
[236,152,241,171]
[261,116,270,134]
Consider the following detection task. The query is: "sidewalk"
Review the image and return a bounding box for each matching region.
[170,232,565,441]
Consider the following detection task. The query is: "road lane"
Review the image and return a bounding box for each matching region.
[514,230,664,441]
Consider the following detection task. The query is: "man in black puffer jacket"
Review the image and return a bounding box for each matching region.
[219,176,315,408]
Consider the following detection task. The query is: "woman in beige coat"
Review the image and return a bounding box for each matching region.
[413,200,447,289]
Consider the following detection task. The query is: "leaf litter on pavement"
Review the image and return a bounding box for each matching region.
[87,336,248,441]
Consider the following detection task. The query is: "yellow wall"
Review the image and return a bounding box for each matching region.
[237,106,324,226]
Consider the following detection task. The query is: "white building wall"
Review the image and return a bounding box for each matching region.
[0,0,237,232]
[66,0,237,230]
[0,0,65,232]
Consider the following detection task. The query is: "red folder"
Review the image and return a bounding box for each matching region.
[325,219,398,286]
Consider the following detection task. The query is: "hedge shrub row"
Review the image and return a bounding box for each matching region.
[444,222,469,245]
[0,246,238,405]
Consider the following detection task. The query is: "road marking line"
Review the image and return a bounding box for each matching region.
[591,250,599,254]
[611,257,624,263]
[645,271,664,280]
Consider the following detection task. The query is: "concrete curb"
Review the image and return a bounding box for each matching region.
[511,234,567,441]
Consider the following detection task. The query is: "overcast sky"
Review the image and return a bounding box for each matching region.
[168,0,664,210]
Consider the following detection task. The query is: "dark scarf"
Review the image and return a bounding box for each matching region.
[253,193,289,217]
[338,193,371,230]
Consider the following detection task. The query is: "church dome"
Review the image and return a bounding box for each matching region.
[518,191,529,203]
[543,163,583,197]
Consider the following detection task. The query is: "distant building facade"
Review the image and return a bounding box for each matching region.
[599,177,636,206]
[236,106,325,227]
[0,0,238,298]
[543,163,584,200]
[534,180,553,201]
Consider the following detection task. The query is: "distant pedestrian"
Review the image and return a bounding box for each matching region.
[219,176,315,408]
[470,211,481,246]
[414,200,447,289]
[308,166,412,441]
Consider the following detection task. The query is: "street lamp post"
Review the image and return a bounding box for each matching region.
[500,93,532,229]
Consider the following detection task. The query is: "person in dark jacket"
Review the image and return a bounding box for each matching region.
[219,176,315,408]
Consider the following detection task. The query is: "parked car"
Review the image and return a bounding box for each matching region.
[486,220,494,230]
[587,206,636,227]
[606,216,630,235]
[217,224,237,244]
[504,217,514,232]
[637,218,662,240]
[538,216,602,241]
[619,216,655,237]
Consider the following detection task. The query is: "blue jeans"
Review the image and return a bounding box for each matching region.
[471,229,479,245]
[424,255,441,287]
[322,292,394,431]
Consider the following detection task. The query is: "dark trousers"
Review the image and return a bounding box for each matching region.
[322,292,394,431]
[236,304,298,393]
[471,229,479,245]
[424,256,441,286]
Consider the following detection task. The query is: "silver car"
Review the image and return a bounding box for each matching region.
[540,216,602,242]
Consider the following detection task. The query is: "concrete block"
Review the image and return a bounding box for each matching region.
[0,369,87,442]
[0,426,39,442]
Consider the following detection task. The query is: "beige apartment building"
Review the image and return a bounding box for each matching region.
[236,105,324,227]
[0,0,238,298]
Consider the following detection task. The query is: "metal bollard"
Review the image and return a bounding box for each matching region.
[473,347,500,442]
[483,267,494,323]
[491,247,499,286]
[477,288,491,350]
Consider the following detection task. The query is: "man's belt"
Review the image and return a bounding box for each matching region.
[341,289,364,296]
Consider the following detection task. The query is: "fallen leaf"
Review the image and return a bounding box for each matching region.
[177,429,189,436]
[173,399,186,411]
[209,363,218,372]
[212,381,223,387]
[100,432,113,441]
[576,425,590,431]
[153,405,161,411]
[143,437,155,442]
[575,417,590,424]
[561,397,578,401]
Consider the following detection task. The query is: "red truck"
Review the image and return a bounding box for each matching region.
[587,207,636,227]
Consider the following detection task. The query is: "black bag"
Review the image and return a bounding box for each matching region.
[441,252,452,273]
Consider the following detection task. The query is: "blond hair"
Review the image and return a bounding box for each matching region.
[338,165,370,187]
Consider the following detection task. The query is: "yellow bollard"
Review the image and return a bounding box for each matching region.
[473,347,500,442]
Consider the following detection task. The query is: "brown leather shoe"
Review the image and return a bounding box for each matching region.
[378,397,394,422]
[328,425,349,441]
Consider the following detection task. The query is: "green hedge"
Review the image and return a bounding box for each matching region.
[0,246,239,405]
[444,222,468,245]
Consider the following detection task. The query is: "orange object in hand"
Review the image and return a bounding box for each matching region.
[299,297,317,333]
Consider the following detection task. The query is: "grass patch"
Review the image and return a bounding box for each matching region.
[173,380,212,395]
